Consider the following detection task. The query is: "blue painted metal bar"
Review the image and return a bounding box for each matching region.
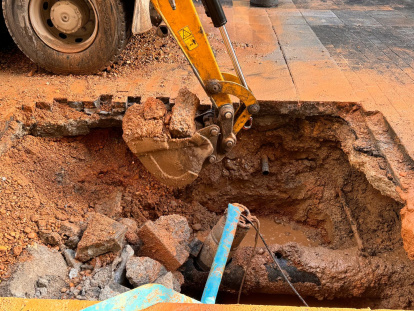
[81,284,200,311]
[201,203,242,304]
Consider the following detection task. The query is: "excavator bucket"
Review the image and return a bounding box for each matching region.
[127,133,214,187]
[122,96,219,187]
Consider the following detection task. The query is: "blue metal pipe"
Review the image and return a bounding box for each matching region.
[201,203,242,304]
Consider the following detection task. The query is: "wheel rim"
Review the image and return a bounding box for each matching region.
[28,0,98,53]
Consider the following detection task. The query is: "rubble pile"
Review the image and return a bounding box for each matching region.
[0,212,197,301]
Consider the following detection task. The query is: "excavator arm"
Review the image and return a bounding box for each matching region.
[125,0,259,187]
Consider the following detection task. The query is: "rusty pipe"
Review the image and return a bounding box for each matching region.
[182,243,414,304]
[196,204,251,272]
[261,155,269,175]
[156,25,169,38]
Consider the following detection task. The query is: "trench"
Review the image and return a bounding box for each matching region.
[1,100,414,309]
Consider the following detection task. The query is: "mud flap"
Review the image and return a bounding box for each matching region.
[128,132,214,187]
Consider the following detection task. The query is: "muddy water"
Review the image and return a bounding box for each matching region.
[240,217,317,247]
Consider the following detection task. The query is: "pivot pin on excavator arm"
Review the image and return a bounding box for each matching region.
[126,0,259,187]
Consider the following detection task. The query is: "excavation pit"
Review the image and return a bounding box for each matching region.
[0,99,414,309]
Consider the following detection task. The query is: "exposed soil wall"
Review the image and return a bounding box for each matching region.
[185,115,404,254]
[1,100,414,309]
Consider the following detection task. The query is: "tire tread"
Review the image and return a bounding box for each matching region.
[2,0,133,75]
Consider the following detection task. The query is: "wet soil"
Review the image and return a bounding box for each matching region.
[185,116,404,254]
[240,217,318,248]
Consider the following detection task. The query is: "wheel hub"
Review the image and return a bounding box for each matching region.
[28,0,98,53]
[50,0,88,34]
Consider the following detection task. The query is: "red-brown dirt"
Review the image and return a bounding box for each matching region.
[0,127,217,280]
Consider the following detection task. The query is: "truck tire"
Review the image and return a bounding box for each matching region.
[2,0,131,74]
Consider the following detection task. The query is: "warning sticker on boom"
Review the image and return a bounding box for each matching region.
[178,26,198,51]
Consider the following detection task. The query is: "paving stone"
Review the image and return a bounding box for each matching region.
[289,0,414,166]
[303,15,344,26]
[300,9,337,18]
[76,213,127,262]
[333,10,381,26]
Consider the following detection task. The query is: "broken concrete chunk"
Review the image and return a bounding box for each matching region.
[60,221,81,238]
[39,231,61,246]
[65,236,80,249]
[155,271,183,292]
[34,275,66,299]
[90,266,113,289]
[173,271,185,291]
[112,245,134,285]
[122,103,169,144]
[0,244,67,298]
[155,272,175,291]
[80,279,101,300]
[99,281,129,301]
[63,249,82,270]
[138,215,191,271]
[169,88,200,138]
[189,238,203,258]
[155,215,192,243]
[69,268,79,279]
[126,257,167,288]
[143,97,167,120]
[94,189,123,219]
[75,213,127,262]
[119,218,140,245]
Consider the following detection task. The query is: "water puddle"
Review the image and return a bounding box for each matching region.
[240,217,317,247]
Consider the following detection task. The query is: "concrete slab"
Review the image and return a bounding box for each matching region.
[333,10,382,27]
[300,10,337,18]
[272,20,357,102]
[269,15,308,26]
[367,10,414,27]
[303,16,344,26]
